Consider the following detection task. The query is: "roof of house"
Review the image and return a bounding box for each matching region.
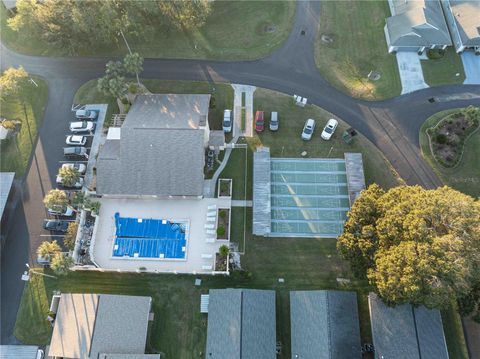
[48,294,152,359]
[125,94,210,130]
[96,94,210,197]
[386,0,452,47]
[368,293,449,359]
[447,0,480,46]
[0,172,15,219]
[99,355,161,359]
[290,291,362,359]
[205,288,276,359]
[1,0,16,10]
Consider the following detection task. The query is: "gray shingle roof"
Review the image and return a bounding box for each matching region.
[90,295,152,359]
[96,94,213,197]
[48,294,152,359]
[368,293,449,359]
[0,172,15,218]
[386,0,452,47]
[0,345,40,359]
[290,291,362,359]
[205,289,276,359]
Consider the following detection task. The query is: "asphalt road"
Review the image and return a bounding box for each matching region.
[1,0,479,344]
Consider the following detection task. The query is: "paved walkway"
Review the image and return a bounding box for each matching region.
[231,84,256,137]
[231,200,252,207]
[396,52,429,94]
[462,52,480,85]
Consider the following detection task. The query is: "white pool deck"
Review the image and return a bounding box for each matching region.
[91,196,231,274]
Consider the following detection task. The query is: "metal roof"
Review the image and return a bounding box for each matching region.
[0,172,15,219]
[252,148,271,236]
[368,293,449,359]
[0,345,39,359]
[205,288,276,359]
[290,291,362,359]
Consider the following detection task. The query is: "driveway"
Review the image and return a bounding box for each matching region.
[462,51,480,85]
[396,52,429,94]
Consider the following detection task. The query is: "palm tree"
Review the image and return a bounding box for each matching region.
[50,252,73,275]
[58,166,79,187]
[37,240,61,262]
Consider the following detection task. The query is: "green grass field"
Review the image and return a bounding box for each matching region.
[315,0,401,100]
[0,75,48,176]
[419,109,480,197]
[1,2,295,60]
[442,304,470,359]
[421,48,466,86]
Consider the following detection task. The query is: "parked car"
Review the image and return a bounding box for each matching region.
[66,135,87,146]
[70,121,95,133]
[75,109,98,120]
[223,109,232,133]
[43,219,70,232]
[47,206,75,217]
[63,147,88,159]
[321,118,338,140]
[56,175,84,189]
[62,162,86,174]
[301,119,316,140]
[269,111,279,131]
[255,111,265,132]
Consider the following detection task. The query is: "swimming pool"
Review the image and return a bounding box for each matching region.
[112,213,187,259]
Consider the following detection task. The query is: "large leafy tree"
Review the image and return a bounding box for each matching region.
[58,166,80,187]
[50,252,74,275]
[37,240,61,262]
[0,66,29,100]
[338,185,480,308]
[156,0,212,30]
[43,189,69,211]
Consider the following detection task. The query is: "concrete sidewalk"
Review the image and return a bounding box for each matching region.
[396,52,429,94]
[231,84,256,137]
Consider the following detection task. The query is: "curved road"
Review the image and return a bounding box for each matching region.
[1,1,479,344]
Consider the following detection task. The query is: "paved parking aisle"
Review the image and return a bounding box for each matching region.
[462,52,480,85]
[396,52,429,94]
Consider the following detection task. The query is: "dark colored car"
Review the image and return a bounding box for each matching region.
[63,146,88,159]
[43,219,70,232]
[255,111,265,132]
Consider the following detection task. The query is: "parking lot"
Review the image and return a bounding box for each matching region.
[41,104,107,252]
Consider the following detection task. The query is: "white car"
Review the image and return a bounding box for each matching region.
[62,163,86,174]
[301,119,316,140]
[75,109,98,120]
[47,206,75,217]
[70,121,95,133]
[321,119,338,140]
[66,135,87,146]
[223,109,232,133]
[56,175,84,188]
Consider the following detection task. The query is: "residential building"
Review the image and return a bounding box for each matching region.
[385,0,452,53]
[441,0,480,53]
[368,293,449,359]
[96,94,212,199]
[48,293,159,359]
[290,290,362,359]
[205,289,276,359]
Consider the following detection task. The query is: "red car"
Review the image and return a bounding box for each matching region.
[255,111,265,132]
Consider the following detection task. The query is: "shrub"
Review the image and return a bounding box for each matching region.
[436,133,447,144]
[209,95,216,109]
[427,48,445,60]
[64,222,78,251]
[121,97,129,105]
[128,83,138,94]
[217,226,225,236]
[219,244,229,258]
[219,210,227,219]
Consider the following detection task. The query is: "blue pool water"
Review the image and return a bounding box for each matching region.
[112,213,187,259]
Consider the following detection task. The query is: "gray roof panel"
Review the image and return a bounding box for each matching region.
[414,306,449,359]
[0,172,15,218]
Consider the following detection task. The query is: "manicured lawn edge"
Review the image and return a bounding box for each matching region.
[0,75,49,176]
[441,303,470,359]
[420,108,480,197]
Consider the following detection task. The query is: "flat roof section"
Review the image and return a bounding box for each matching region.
[0,172,15,219]
[252,147,271,236]
[344,153,366,205]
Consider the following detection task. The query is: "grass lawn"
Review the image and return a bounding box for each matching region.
[420,109,480,197]
[1,2,295,60]
[315,0,401,100]
[74,79,233,130]
[0,75,48,176]
[421,48,466,86]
